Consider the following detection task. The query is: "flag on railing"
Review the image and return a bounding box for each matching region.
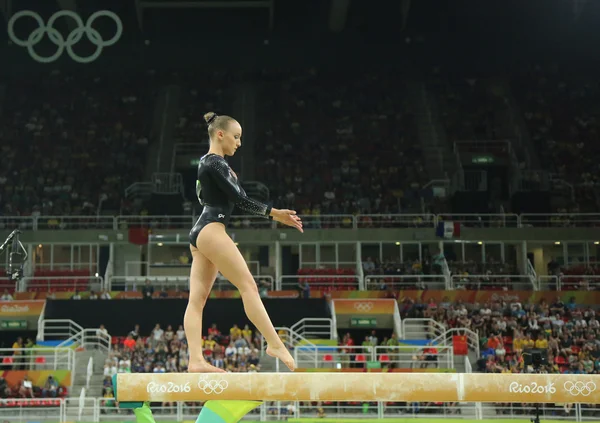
[436,221,461,239]
[128,228,149,245]
[453,335,468,355]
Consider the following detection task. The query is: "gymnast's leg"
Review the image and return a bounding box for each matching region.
[195,223,295,371]
[185,244,226,373]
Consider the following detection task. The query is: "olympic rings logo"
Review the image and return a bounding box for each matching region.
[8,10,123,64]
[353,302,374,312]
[564,381,597,397]
[198,379,229,395]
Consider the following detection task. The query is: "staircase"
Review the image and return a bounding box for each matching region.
[70,349,109,399]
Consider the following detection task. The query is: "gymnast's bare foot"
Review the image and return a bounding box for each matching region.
[188,360,226,373]
[266,344,296,371]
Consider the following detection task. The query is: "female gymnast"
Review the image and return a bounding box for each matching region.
[185,112,302,373]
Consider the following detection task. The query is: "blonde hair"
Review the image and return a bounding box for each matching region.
[204,112,236,139]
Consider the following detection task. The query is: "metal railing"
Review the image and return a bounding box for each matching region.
[106,275,274,291]
[401,318,446,341]
[540,274,600,291]
[289,318,334,340]
[450,274,535,290]
[0,348,74,371]
[22,276,103,292]
[431,328,480,360]
[38,319,111,352]
[293,345,375,368]
[374,345,454,369]
[365,274,446,290]
[3,212,600,231]
[281,275,361,290]
[0,397,592,422]
[85,357,93,391]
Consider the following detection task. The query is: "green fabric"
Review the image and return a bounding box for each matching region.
[133,402,156,423]
[203,400,263,423]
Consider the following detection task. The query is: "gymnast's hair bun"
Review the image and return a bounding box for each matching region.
[204,112,218,125]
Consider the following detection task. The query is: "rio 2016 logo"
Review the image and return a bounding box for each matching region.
[146,382,191,394]
[509,382,556,394]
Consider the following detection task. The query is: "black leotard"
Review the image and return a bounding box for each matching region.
[189,153,272,247]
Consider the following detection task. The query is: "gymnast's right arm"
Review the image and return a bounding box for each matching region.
[206,155,272,217]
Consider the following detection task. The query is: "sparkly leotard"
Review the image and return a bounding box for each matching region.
[189,153,271,247]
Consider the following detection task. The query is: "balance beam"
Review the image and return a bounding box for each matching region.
[115,372,600,404]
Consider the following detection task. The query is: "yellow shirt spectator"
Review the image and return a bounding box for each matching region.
[230,325,242,339]
[535,338,548,349]
[522,338,535,349]
[242,327,252,339]
[513,338,524,352]
[204,339,216,350]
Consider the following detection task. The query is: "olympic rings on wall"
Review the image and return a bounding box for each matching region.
[8,10,123,64]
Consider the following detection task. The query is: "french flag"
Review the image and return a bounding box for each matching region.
[436,221,461,239]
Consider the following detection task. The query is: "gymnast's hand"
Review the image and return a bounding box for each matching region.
[271,209,304,233]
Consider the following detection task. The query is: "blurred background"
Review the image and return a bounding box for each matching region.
[0,0,599,422]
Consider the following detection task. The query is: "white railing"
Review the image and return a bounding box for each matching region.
[438,213,520,228]
[280,275,361,290]
[3,212,600,231]
[431,328,480,359]
[38,319,84,343]
[85,357,93,390]
[0,348,74,372]
[78,388,86,421]
[293,345,375,368]
[374,345,455,369]
[450,274,535,290]
[107,274,274,291]
[541,274,600,291]
[364,274,447,290]
[263,327,317,372]
[526,259,539,290]
[0,398,65,423]
[289,318,335,340]
[401,318,446,340]
[39,320,111,352]
[0,398,590,422]
[22,276,103,292]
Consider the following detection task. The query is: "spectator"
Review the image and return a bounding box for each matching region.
[72,290,82,300]
[97,324,109,337]
[0,377,10,398]
[142,280,154,300]
[298,280,310,299]
[89,291,98,300]
[124,335,136,351]
[19,377,33,398]
[0,290,13,301]
[42,376,59,398]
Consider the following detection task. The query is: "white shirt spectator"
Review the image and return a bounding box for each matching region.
[0,293,13,301]
[176,328,186,341]
[103,365,117,377]
[237,346,251,356]
[225,346,237,357]
[152,327,164,341]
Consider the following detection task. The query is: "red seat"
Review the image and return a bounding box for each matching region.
[322,354,333,362]
[2,357,13,364]
[35,356,46,364]
[355,354,366,362]
[379,354,390,362]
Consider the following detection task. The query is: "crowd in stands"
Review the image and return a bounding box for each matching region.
[0,71,156,220]
[514,65,600,213]
[100,322,262,409]
[255,67,426,216]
